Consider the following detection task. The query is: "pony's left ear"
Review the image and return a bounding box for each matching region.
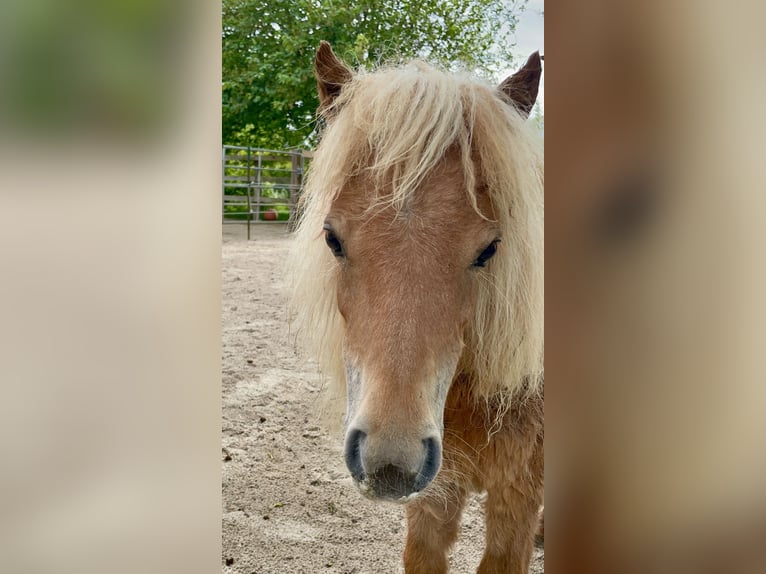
[315,41,353,110]
[498,51,542,118]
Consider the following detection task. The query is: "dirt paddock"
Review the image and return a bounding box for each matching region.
[222,223,544,573]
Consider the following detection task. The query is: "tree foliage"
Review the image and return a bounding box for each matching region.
[223,0,527,148]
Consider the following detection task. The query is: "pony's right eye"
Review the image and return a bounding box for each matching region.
[323,226,345,258]
[473,239,500,268]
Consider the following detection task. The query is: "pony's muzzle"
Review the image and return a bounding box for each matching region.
[344,429,442,501]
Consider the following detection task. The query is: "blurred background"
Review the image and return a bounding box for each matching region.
[546,1,766,572]
[0,1,221,573]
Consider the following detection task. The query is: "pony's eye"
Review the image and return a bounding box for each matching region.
[323,225,345,258]
[473,239,500,268]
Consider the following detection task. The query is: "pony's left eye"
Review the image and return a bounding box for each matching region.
[473,239,500,268]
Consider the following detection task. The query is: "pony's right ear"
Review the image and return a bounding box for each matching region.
[315,41,353,109]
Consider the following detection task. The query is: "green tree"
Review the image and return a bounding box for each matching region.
[223,0,528,148]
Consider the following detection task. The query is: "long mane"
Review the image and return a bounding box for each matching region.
[290,60,543,421]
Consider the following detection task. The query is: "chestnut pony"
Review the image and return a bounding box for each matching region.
[291,42,543,574]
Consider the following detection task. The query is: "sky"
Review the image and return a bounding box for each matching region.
[502,0,544,113]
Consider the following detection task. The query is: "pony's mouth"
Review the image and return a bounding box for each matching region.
[352,477,423,504]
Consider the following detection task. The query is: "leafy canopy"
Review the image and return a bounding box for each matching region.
[223,0,527,148]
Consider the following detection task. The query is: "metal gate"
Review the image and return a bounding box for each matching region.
[222,146,310,239]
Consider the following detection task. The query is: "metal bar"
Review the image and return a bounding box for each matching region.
[221,146,226,224]
[246,145,251,240]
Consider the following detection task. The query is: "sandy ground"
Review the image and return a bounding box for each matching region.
[222,223,544,573]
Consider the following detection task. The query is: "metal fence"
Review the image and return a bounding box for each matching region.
[222,146,312,239]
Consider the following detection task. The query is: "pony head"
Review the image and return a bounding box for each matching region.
[291,42,543,501]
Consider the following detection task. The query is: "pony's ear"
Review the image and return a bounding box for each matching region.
[498,51,542,118]
[315,41,353,109]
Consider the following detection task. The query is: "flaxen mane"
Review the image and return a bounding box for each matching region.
[290,60,543,421]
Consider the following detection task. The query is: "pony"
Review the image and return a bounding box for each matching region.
[290,42,544,574]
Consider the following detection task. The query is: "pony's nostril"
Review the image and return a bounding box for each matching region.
[344,428,367,482]
[414,437,442,491]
